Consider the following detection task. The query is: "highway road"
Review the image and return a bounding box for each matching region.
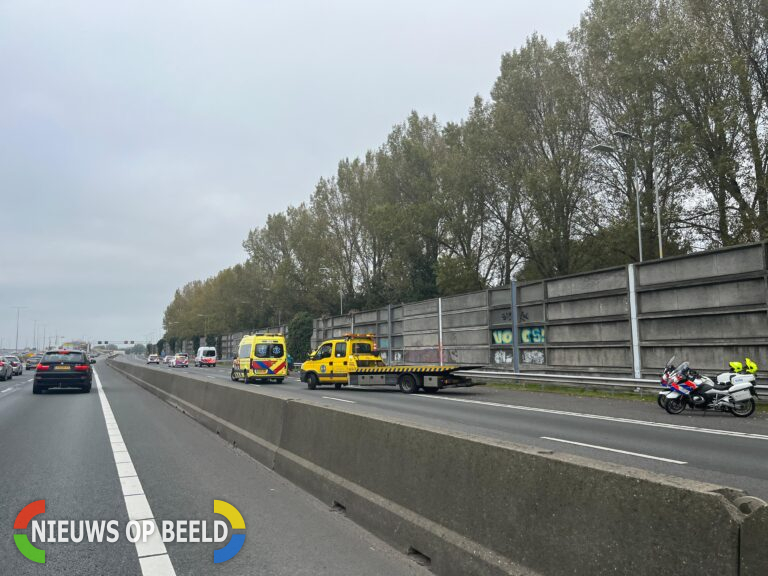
[124,356,768,501]
[0,362,431,576]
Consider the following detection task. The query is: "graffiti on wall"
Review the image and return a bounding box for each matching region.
[492,329,514,344]
[521,349,545,365]
[493,349,515,365]
[492,327,546,345]
[520,327,545,344]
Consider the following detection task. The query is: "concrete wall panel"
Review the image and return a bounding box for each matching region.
[489,307,515,327]
[637,245,765,286]
[403,299,438,317]
[518,304,545,323]
[518,282,544,303]
[403,316,439,333]
[639,279,765,313]
[640,312,768,341]
[403,333,439,347]
[441,310,488,329]
[442,329,488,346]
[548,346,631,368]
[442,291,487,312]
[547,321,629,344]
[547,295,629,321]
[489,288,511,308]
[356,310,380,323]
[546,268,627,299]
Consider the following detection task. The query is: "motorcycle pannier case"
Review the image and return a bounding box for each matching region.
[731,388,752,402]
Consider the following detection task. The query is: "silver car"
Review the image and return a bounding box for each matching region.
[6,355,23,375]
[0,357,14,381]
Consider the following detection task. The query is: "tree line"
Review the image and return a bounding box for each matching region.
[163,0,768,345]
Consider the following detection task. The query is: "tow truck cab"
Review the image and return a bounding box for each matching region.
[300,334,383,388]
[300,334,478,393]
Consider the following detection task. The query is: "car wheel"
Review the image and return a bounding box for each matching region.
[32,385,41,394]
[334,382,342,390]
[306,373,318,390]
[83,385,92,393]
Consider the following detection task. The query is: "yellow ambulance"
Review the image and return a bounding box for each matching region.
[230,333,288,384]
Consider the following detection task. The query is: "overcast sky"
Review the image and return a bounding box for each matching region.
[1,0,589,349]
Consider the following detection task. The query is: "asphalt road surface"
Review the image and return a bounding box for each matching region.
[0,362,431,576]
[128,356,768,501]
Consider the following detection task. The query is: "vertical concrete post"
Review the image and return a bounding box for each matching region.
[387,304,393,365]
[438,297,444,366]
[351,312,355,335]
[511,281,520,373]
[628,264,642,379]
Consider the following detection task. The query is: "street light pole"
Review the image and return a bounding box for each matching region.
[319,267,343,315]
[197,314,210,345]
[612,130,663,259]
[12,306,27,352]
[592,141,644,262]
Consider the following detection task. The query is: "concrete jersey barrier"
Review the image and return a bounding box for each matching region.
[107,358,768,576]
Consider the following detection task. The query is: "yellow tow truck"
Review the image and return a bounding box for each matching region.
[299,334,479,394]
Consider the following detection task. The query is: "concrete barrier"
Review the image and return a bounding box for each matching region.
[108,358,767,576]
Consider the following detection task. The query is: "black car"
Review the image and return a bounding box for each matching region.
[33,350,95,394]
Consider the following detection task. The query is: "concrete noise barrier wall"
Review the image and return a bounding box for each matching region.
[108,358,767,576]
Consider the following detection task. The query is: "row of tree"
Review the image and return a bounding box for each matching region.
[163,0,768,343]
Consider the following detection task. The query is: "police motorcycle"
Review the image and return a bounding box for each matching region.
[659,357,759,417]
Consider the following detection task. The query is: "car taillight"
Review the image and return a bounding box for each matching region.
[74,365,90,371]
[36,364,50,371]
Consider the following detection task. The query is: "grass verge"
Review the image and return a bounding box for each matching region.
[485,381,768,412]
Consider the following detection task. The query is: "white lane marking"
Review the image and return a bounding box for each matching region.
[94,370,177,576]
[541,436,688,465]
[26,378,33,382]
[416,395,768,441]
[1,388,12,394]
[321,396,356,404]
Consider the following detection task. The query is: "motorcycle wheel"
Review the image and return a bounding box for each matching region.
[665,397,686,415]
[730,398,756,418]
[657,394,667,409]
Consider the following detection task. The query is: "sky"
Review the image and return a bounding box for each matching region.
[1,0,589,350]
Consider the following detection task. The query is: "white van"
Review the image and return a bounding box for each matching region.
[194,347,217,367]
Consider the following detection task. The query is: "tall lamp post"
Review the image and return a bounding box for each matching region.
[197,314,211,346]
[592,131,664,260]
[319,267,343,315]
[12,306,28,352]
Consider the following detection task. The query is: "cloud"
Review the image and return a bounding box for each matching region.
[0,0,587,348]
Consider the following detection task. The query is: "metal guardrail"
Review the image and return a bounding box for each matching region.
[456,370,768,395]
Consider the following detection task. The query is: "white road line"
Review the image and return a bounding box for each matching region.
[1,388,12,394]
[416,395,768,441]
[94,370,177,576]
[321,396,356,404]
[541,436,688,464]
[26,378,33,382]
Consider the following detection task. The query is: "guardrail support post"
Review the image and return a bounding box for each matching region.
[438,297,444,366]
[628,264,642,379]
[511,281,520,373]
[387,304,393,365]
